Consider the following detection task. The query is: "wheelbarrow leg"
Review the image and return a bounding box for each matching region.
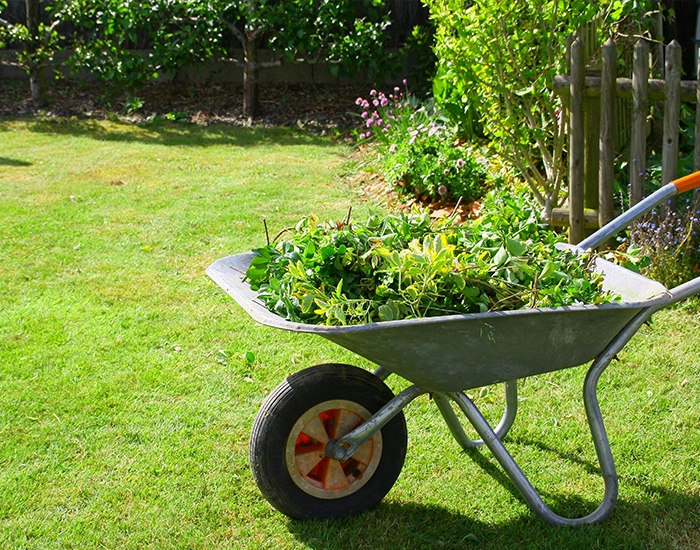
[451,350,634,526]
[449,356,617,526]
[433,381,518,450]
[444,305,662,525]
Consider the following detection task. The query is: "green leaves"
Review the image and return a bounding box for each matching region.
[245,189,619,326]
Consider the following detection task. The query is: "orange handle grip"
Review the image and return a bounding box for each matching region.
[673,171,700,194]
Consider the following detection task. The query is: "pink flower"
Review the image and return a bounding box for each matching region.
[361,111,369,119]
[438,185,448,196]
[394,86,400,93]
[355,97,363,105]
[389,144,397,153]
[456,158,466,169]
[380,96,388,106]
[373,99,379,107]
[370,89,377,96]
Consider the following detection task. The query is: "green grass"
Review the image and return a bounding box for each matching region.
[1,118,699,549]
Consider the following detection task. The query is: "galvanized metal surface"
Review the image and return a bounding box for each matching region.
[207,253,670,392]
[433,381,518,450]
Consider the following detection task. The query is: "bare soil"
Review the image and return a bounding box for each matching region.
[0,79,366,134]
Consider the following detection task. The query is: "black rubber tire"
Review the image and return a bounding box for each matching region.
[249,363,407,519]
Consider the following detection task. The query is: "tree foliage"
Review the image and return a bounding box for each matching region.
[0,0,62,106]
[57,0,392,117]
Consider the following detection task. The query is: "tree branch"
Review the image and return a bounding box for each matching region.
[41,20,60,48]
[222,17,246,48]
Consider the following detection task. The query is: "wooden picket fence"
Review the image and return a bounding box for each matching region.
[553,38,700,244]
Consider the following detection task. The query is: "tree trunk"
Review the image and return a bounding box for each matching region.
[25,0,46,107]
[243,38,260,119]
[29,65,46,107]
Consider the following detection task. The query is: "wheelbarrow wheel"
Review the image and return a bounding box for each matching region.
[249,363,407,519]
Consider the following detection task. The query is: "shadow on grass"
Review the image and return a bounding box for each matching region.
[286,439,700,549]
[6,118,341,148]
[287,487,700,550]
[0,156,32,166]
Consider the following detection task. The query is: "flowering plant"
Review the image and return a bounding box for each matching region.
[355,83,424,144]
[629,198,700,289]
[355,83,488,203]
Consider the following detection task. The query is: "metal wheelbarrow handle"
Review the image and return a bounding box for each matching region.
[576,170,700,251]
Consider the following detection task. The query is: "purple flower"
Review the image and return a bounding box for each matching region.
[438,185,448,196]
[361,111,369,119]
[373,99,379,107]
[380,96,388,107]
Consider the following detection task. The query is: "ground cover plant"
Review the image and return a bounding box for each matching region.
[0,119,699,549]
[246,189,622,326]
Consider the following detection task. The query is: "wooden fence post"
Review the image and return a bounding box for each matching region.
[599,38,616,229]
[662,40,682,212]
[695,55,700,205]
[630,39,649,206]
[569,38,585,244]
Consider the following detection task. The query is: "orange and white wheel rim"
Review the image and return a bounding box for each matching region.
[285,399,383,499]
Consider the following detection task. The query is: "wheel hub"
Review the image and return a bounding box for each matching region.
[285,399,383,499]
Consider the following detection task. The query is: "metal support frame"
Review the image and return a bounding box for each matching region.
[433,381,518,450]
[443,304,661,525]
[327,385,426,462]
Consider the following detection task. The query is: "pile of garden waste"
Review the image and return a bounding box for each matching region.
[246,191,626,326]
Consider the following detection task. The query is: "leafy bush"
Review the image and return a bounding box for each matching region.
[424,0,653,215]
[383,124,487,203]
[246,189,618,326]
[630,199,700,289]
[356,85,487,203]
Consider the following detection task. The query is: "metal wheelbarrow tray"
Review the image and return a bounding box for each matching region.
[208,175,700,526]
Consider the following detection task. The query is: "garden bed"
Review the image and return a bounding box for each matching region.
[0,79,366,132]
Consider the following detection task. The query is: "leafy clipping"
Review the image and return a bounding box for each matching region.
[245,190,620,326]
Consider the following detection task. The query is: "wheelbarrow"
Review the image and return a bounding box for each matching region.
[207,173,700,525]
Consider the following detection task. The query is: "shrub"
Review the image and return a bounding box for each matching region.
[355,85,488,204]
[383,124,487,203]
[423,0,654,215]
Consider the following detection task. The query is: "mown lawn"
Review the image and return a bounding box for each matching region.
[1,119,698,549]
